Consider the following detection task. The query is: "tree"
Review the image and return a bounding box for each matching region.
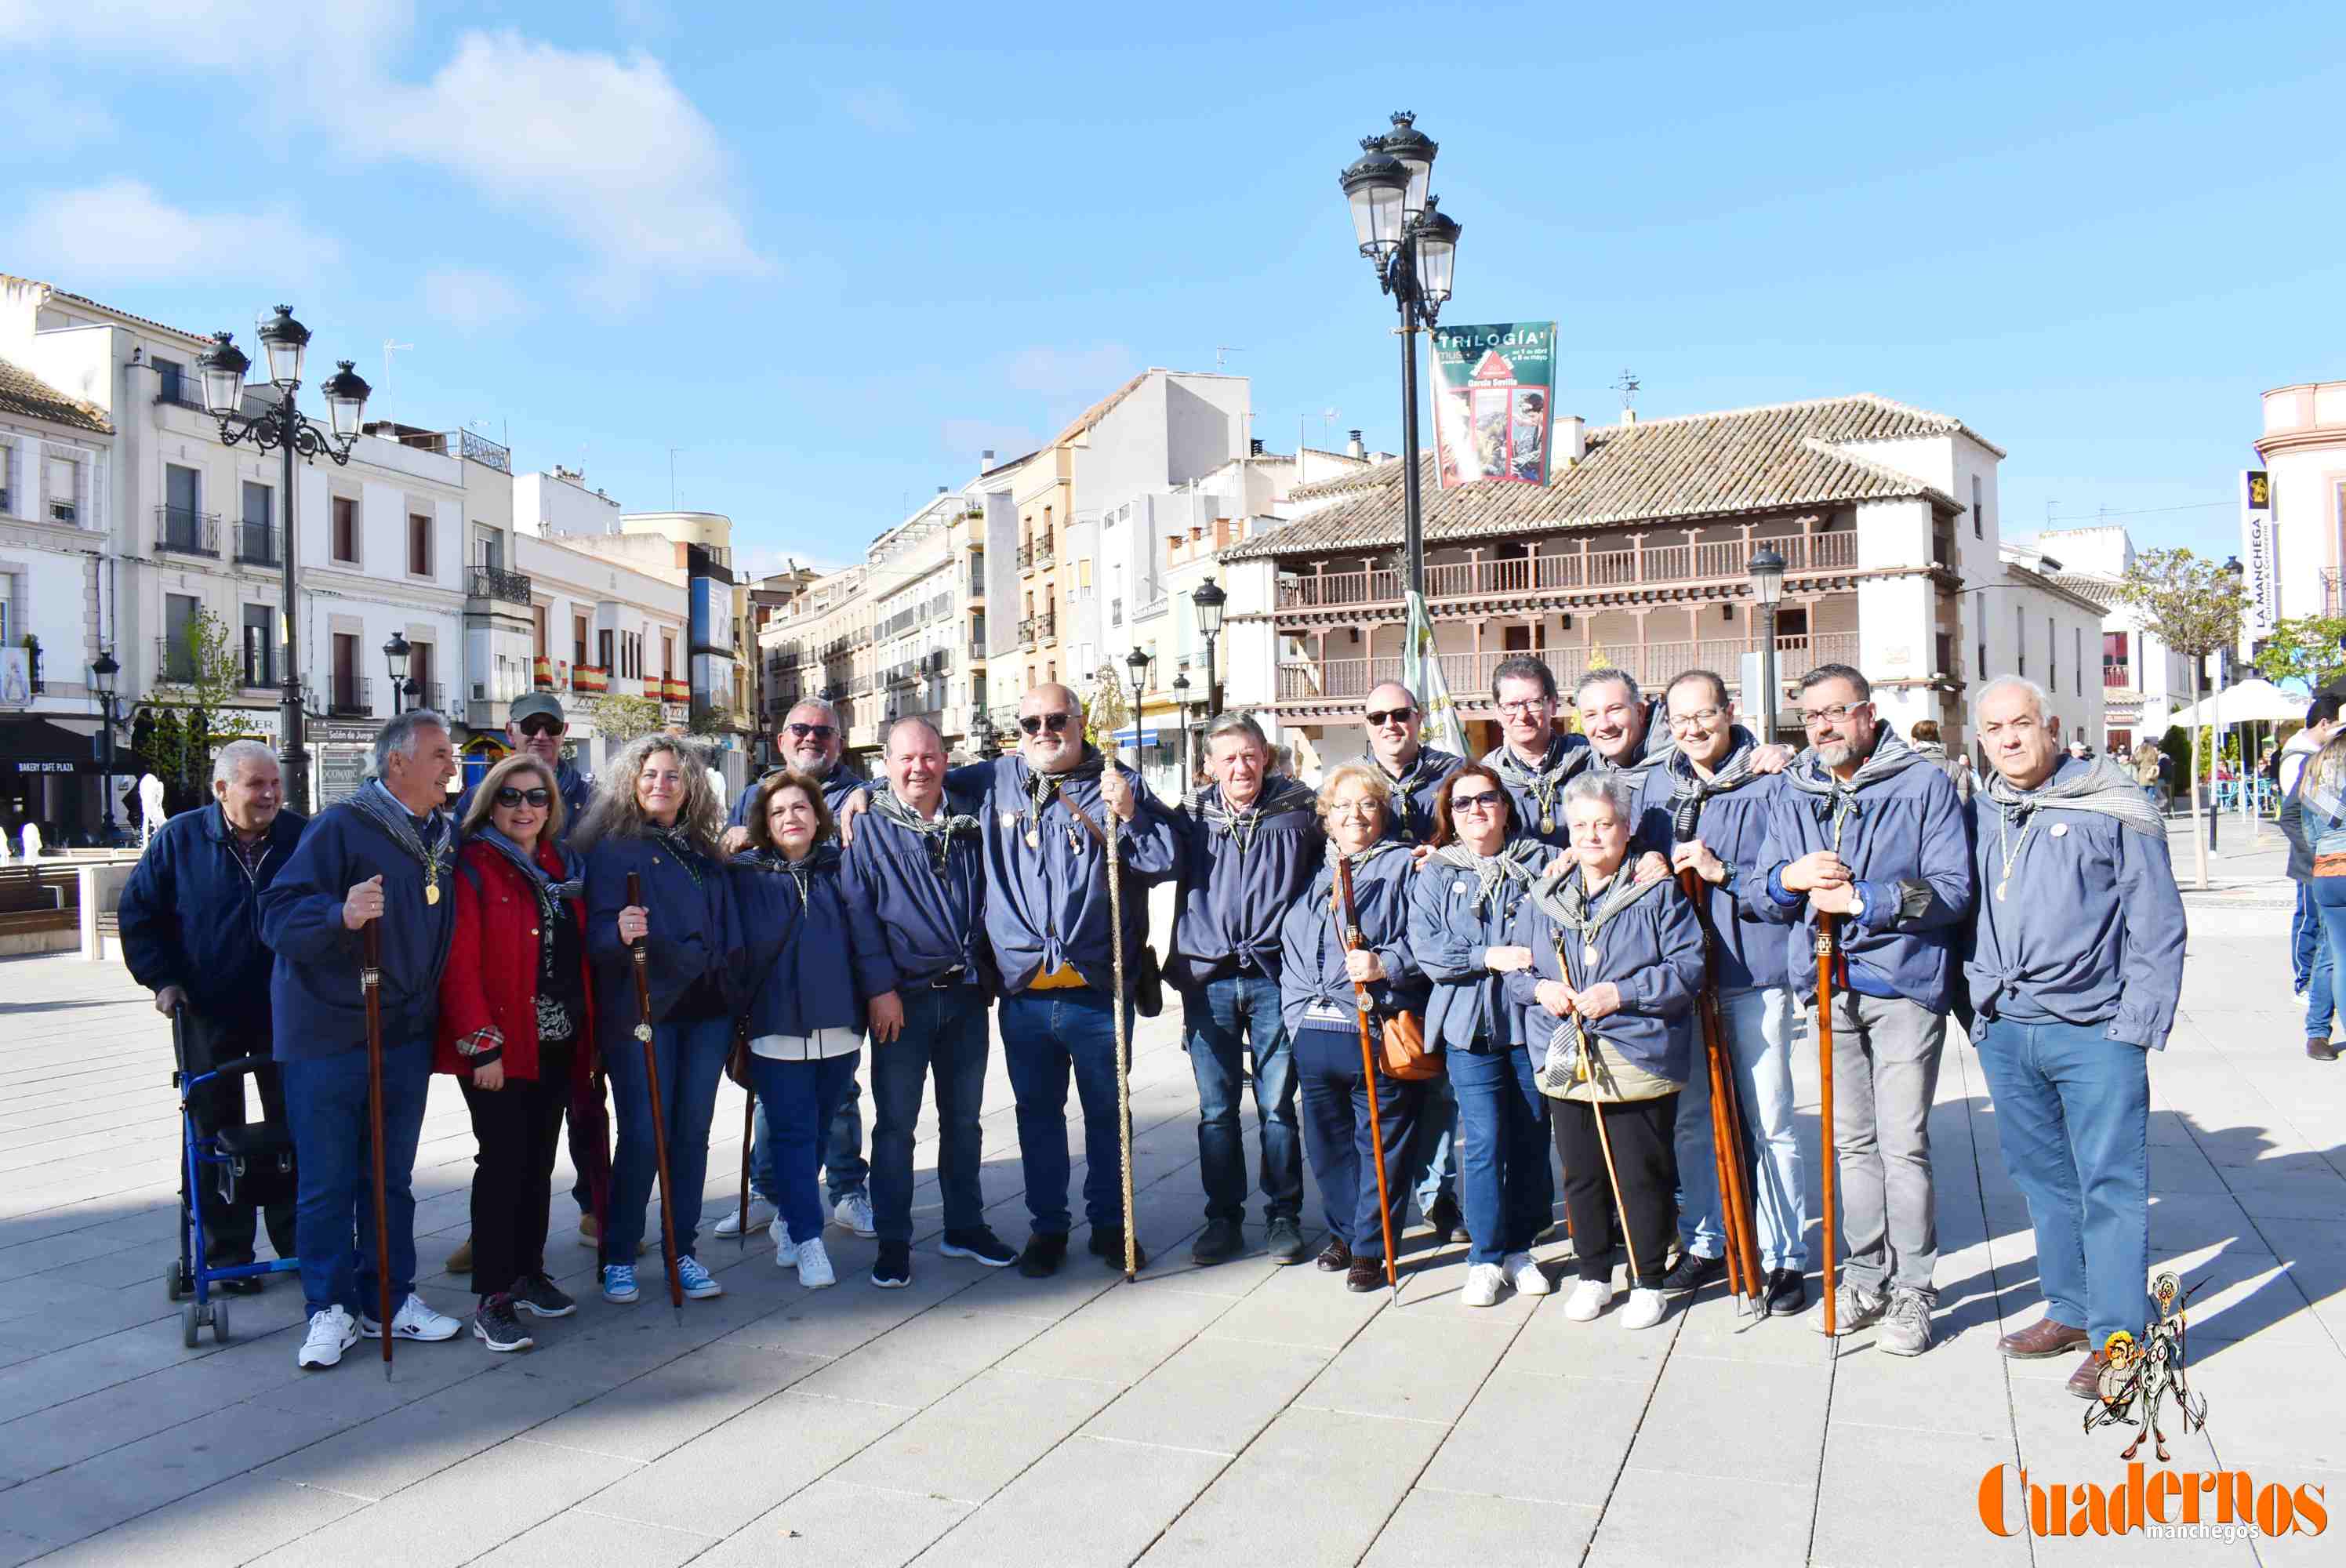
[133,607,249,814]
[591,692,666,746]
[2116,548,2248,889]
[2252,614,2346,694]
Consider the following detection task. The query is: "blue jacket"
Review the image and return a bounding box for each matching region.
[1276,848,1429,1040]
[583,829,738,1032]
[1503,873,1705,1084]
[1376,746,1466,846]
[256,791,456,1058]
[838,788,991,992]
[729,760,865,827]
[118,804,309,1036]
[732,846,895,1038]
[1167,779,1322,987]
[1963,760,2188,1050]
[948,751,1178,995]
[456,759,594,844]
[1633,756,1794,994]
[1481,732,1592,851]
[1407,844,1545,1051]
[1755,751,1976,1011]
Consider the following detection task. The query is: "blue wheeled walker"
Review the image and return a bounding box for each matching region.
[164,1007,299,1345]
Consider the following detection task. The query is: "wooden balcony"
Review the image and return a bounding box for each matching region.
[1273,633,1861,714]
[1276,531,1858,614]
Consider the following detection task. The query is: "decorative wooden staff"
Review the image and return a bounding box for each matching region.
[361,922,394,1377]
[1336,857,1400,1301]
[1817,912,1841,1342]
[1672,850,1766,1316]
[626,871,685,1316]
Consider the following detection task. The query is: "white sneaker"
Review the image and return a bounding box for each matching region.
[772,1216,798,1268]
[796,1236,836,1289]
[361,1292,463,1342]
[833,1190,876,1239]
[298,1305,358,1369]
[1502,1251,1552,1298]
[1461,1262,1505,1308]
[1620,1287,1668,1330]
[714,1198,773,1239]
[1563,1277,1613,1322]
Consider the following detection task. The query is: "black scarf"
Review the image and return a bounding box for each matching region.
[1663,731,1763,842]
[1488,733,1587,833]
[873,788,982,876]
[1785,728,1927,849]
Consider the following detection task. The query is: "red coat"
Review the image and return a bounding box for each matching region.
[434,839,595,1087]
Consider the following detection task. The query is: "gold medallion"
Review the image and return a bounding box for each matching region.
[1584,943,1599,969]
[634,1022,652,1043]
[1026,829,1041,848]
[1542,815,1554,835]
[1995,880,2007,902]
[425,880,440,906]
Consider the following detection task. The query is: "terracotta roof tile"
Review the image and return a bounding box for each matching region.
[0,358,112,435]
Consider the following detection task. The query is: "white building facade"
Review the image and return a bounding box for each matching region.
[2254,381,2346,619]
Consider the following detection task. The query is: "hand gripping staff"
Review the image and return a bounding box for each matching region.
[1552,931,1644,1299]
[1335,856,1401,1301]
[626,871,687,1316]
[360,923,394,1377]
[1817,911,1841,1343]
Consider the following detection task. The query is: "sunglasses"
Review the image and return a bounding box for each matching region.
[1364,706,1416,728]
[1450,789,1504,813]
[786,723,836,741]
[1019,713,1075,735]
[494,786,553,808]
[518,717,564,738]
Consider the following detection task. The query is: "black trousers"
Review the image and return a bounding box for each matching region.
[181,1007,296,1266]
[1293,1023,1425,1262]
[460,1044,572,1298]
[1552,1091,1680,1289]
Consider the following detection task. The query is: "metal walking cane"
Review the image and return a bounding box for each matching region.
[1102,786,1138,1282]
[626,871,686,1318]
[1817,911,1841,1343]
[1336,857,1401,1301]
[361,922,394,1378]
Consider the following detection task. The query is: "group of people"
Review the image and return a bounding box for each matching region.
[118,652,2187,1406]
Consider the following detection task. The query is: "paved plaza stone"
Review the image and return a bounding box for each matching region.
[0,828,2340,1566]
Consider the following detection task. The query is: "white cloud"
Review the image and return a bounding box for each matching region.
[421,266,532,331]
[1002,343,1138,401]
[3,180,343,285]
[837,85,913,135]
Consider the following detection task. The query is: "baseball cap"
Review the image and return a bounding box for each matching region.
[510,693,568,728]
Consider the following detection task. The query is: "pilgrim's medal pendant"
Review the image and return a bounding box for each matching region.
[1542,815,1555,835]
[1026,829,1040,848]
[425,879,440,906]
[1995,879,2008,902]
[1584,943,1599,969]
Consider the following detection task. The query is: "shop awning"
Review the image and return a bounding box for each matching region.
[0,717,107,772]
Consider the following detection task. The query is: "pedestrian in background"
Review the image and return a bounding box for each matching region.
[2279,697,2341,1061]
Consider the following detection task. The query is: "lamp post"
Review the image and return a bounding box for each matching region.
[1124,646,1153,771]
[198,307,371,811]
[1171,670,1193,803]
[90,648,122,844]
[1340,111,1461,602]
[1193,575,1227,719]
[383,632,412,717]
[1747,546,1787,742]
[967,710,997,762]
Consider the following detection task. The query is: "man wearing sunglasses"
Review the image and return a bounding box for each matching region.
[453,694,595,841]
[940,684,1177,1277]
[715,698,875,1243]
[1361,681,1465,848]
[1755,663,1975,1356]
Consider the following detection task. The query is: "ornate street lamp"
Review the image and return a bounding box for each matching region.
[1124,645,1153,768]
[199,307,371,809]
[968,710,997,761]
[90,648,122,844]
[1171,671,1193,803]
[1192,575,1227,719]
[1747,545,1787,741]
[383,632,412,716]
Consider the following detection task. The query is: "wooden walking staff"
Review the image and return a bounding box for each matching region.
[1103,789,1138,1282]
[1557,931,1646,1297]
[1676,864,1765,1317]
[626,872,686,1316]
[360,923,394,1377]
[1335,858,1401,1301]
[732,1022,754,1255]
[1817,912,1841,1341]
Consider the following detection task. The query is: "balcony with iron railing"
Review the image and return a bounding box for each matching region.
[154,372,208,412]
[1273,531,1861,613]
[467,564,533,605]
[155,505,220,557]
[325,675,375,717]
[234,521,283,568]
[1016,543,1034,571]
[1036,611,1057,643]
[392,427,513,474]
[1273,633,1862,711]
[1033,540,1055,572]
[2102,664,2134,691]
[154,635,198,684]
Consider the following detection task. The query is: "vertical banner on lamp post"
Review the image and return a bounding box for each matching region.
[2239,469,2277,644]
[1429,322,1557,488]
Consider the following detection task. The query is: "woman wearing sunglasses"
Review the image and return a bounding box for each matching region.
[436,753,597,1352]
[1407,764,1554,1308]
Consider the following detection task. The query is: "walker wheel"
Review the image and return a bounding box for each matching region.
[165,1265,188,1303]
[210,1300,231,1344]
[180,1302,200,1348]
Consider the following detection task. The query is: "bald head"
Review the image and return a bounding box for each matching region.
[885,717,947,814]
[1363,681,1422,772]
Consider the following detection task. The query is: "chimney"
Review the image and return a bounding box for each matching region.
[1557,415,1586,464]
[1249,437,1264,457]
[1347,429,1365,459]
[1621,408,1637,426]
[979,448,995,474]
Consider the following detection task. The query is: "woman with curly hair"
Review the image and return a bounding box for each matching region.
[577,735,738,1307]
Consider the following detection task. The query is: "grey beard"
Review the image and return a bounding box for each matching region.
[1817,740,1860,769]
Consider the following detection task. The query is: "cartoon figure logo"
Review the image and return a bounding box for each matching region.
[2084,1272,2210,1461]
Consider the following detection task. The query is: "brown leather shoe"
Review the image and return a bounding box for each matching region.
[1315,1237,1353,1272]
[2311,1036,2340,1062]
[1346,1255,1385,1293]
[1999,1316,2089,1359]
[2067,1350,2111,1400]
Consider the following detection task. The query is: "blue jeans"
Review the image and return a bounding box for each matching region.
[2296,883,2333,1036]
[1292,1022,1425,1260]
[1181,976,1302,1225]
[1000,989,1132,1236]
[749,1051,862,1245]
[746,1074,867,1207]
[1974,1016,2150,1347]
[1672,987,1807,1272]
[280,1039,431,1319]
[870,988,991,1243]
[1448,1045,1551,1265]
[603,1014,730,1265]
[1406,1073,1460,1218]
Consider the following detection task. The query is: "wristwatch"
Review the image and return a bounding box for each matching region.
[1718,862,1740,895]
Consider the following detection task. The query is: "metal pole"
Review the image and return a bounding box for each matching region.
[2207,667,2224,855]
[1204,633,1220,720]
[98,697,119,842]
[276,394,307,811]
[1757,602,1781,743]
[1396,288,1425,602]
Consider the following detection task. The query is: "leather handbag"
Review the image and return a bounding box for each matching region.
[1333,860,1440,1081]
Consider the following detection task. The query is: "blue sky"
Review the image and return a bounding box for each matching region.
[7,1,2341,574]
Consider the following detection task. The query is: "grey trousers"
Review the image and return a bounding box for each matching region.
[1828,992,1945,1299]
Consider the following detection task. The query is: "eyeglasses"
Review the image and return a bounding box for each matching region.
[1669,706,1727,728]
[1364,706,1416,728]
[786,723,835,742]
[1800,702,1869,729]
[1327,800,1382,818]
[1496,698,1552,717]
[1450,790,1503,813]
[1019,713,1075,735]
[494,786,553,808]
[518,717,564,739]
